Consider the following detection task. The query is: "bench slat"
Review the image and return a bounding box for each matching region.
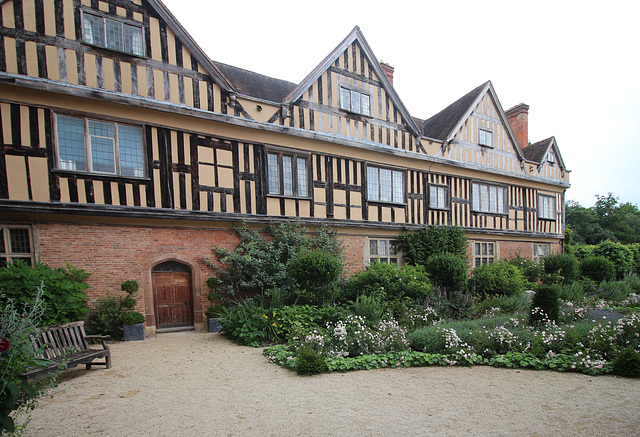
[24,321,112,378]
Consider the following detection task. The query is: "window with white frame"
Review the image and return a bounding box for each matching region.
[56,114,145,177]
[0,226,35,267]
[267,151,309,197]
[429,184,449,210]
[82,10,145,56]
[478,128,493,147]
[367,166,404,204]
[538,194,556,219]
[547,152,555,164]
[339,86,371,116]
[533,244,550,263]
[474,241,496,267]
[368,238,400,265]
[472,182,508,214]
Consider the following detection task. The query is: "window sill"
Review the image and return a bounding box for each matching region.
[367,200,407,207]
[52,168,149,181]
[471,210,509,216]
[340,109,372,119]
[266,193,312,200]
[82,42,147,60]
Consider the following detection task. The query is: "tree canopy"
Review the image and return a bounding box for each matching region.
[567,193,640,245]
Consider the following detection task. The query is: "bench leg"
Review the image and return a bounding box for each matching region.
[86,363,92,370]
[106,355,112,369]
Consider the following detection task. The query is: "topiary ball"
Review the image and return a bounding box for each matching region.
[612,347,640,377]
[296,345,328,375]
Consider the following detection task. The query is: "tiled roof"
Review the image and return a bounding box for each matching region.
[213,61,297,103]
[524,137,553,163]
[421,82,488,140]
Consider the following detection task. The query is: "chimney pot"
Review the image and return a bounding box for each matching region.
[379,61,394,85]
[505,103,529,148]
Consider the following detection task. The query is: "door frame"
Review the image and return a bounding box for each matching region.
[142,254,204,333]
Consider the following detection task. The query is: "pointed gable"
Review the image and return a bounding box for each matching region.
[525,137,567,170]
[424,81,526,162]
[281,26,422,145]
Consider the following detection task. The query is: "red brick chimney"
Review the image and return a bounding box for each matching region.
[379,62,394,85]
[505,103,529,148]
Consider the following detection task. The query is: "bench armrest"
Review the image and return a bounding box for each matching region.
[84,335,111,349]
[85,335,112,340]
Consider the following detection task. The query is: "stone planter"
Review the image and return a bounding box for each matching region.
[123,323,145,341]
[208,318,222,333]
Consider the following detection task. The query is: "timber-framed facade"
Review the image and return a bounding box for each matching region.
[0,0,570,333]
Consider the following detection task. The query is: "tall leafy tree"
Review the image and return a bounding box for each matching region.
[566,194,640,245]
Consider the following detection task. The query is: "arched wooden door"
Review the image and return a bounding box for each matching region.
[152,261,193,329]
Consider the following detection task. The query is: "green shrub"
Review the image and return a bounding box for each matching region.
[612,347,640,377]
[341,263,432,311]
[580,256,616,282]
[629,243,640,275]
[593,240,635,279]
[475,293,532,316]
[570,245,595,261]
[351,295,384,323]
[206,222,342,305]
[424,253,468,294]
[408,326,446,353]
[288,249,342,305]
[507,255,544,285]
[597,280,634,302]
[88,280,140,340]
[295,345,328,375]
[543,253,579,285]
[222,299,283,347]
[558,281,586,302]
[121,311,145,325]
[530,285,560,325]
[205,304,226,319]
[1,286,60,434]
[469,261,527,297]
[396,226,468,266]
[0,261,90,326]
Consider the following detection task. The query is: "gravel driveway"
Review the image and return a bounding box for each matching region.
[24,331,640,436]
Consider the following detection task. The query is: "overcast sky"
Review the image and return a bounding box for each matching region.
[162,0,640,208]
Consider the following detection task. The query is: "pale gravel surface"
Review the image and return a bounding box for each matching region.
[24,331,640,436]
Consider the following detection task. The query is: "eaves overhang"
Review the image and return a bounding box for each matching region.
[1,72,569,190]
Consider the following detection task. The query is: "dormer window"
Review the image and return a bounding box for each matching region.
[339,86,371,116]
[82,10,145,57]
[478,128,493,147]
[547,152,555,164]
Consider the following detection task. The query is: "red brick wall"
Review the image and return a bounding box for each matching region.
[36,222,241,326]
[34,222,369,329]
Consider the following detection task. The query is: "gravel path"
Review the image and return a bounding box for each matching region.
[24,331,640,436]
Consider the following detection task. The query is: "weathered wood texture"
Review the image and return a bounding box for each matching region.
[0,0,237,115]
[25,321,111,378]
[278,41,421,153]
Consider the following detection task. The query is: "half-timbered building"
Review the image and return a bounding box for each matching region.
[0,0,570,333]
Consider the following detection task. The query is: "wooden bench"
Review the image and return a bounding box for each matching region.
[24,321,112,378]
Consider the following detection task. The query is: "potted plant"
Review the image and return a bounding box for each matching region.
[205,304,226,333]
[120,280,145,341]
[121,311,146,341]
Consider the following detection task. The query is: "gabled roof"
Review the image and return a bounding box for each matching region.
[140,0,235,93]
[524,136,566,170]
[422,81,525,161]
[213,62,297,103]
[422,82,487,141]
[283,26,421,136]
